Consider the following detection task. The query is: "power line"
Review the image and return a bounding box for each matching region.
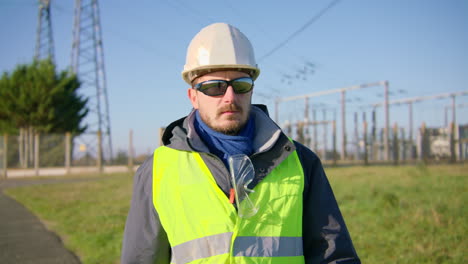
[220,0,316,78]
[160,0,209,27]
[50,1,179,62]
[258,0,342,62]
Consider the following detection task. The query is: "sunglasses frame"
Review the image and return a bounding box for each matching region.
[193,77,254,96]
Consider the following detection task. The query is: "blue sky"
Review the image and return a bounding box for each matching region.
[1,0,467,155]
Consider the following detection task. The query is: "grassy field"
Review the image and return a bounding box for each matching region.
[328,164,467,264]
[4,164,467,264]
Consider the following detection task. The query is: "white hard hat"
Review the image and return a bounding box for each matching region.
[182,23,260,85]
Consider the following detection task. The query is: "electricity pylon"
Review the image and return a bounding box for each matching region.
[35,0,55,62]
[71,0,113,163]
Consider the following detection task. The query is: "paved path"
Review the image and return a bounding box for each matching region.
[0,177,104,264]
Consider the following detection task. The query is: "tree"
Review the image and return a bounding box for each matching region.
[0,59,89,167]
[0,59,88,133]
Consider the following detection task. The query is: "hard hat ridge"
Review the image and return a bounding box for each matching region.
[182,23,260,84]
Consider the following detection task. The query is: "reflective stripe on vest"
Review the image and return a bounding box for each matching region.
[172,232,232,264]
[234,236,303,257]
[153,146,305,264]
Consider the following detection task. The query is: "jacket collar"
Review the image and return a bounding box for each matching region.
[162,105,283,155]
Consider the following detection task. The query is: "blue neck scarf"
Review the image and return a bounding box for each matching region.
[194,110,255,167]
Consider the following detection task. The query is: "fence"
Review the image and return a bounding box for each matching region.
[273,84,468,165]
[284,120,467,166]
[0,131,143,179]
[1,121,466,179]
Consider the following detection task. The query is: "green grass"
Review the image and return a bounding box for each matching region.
[326,164,467,264]
[4,164,468,264]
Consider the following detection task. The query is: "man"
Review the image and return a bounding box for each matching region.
[121,22,360,264]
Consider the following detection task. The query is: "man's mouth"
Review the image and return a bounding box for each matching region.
[219,105,242,115]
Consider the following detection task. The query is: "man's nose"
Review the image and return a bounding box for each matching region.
[222,86,236,102]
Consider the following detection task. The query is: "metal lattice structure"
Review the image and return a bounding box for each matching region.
[35,0,55,62]
[71,0,113,162]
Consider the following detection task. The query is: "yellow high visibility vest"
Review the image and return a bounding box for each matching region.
[153,146,305,264]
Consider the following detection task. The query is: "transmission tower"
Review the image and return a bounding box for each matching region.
[35,0,55,62]
[71,0,113,162]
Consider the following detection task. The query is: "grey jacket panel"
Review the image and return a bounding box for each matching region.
[121,157,170,264]
[121,105,360,264]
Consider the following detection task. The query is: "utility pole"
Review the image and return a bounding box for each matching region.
[71,0,113,163]
[322,109,327,160]
[35,0,55,63]
[275,81,388,162]
[354,111,359,160]
[371,90,468,117]
[313,109,317,151]
[371,90,468,160]
[451,95,456,126]
[445,102,468,127]
[304,98,310,148]
[371,108,376,160]
[384,81,390,161]
[362,112,368,165]
[341,90,346,160]
[408,102,414,159]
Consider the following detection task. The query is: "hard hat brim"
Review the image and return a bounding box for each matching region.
[182,64,260,85]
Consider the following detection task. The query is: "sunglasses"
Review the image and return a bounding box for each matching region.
[193,77,254,96]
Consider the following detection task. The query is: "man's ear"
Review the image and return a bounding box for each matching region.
[187,88,199,109]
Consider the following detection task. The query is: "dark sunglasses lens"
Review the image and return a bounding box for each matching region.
[198,81,227,96]
[232,78,254,93]
[195,77,253,96]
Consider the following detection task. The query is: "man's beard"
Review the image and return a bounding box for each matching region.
[202,103,250,136]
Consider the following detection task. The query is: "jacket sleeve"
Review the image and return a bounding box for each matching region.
[295,142,361,264]
[121,155,171,264]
